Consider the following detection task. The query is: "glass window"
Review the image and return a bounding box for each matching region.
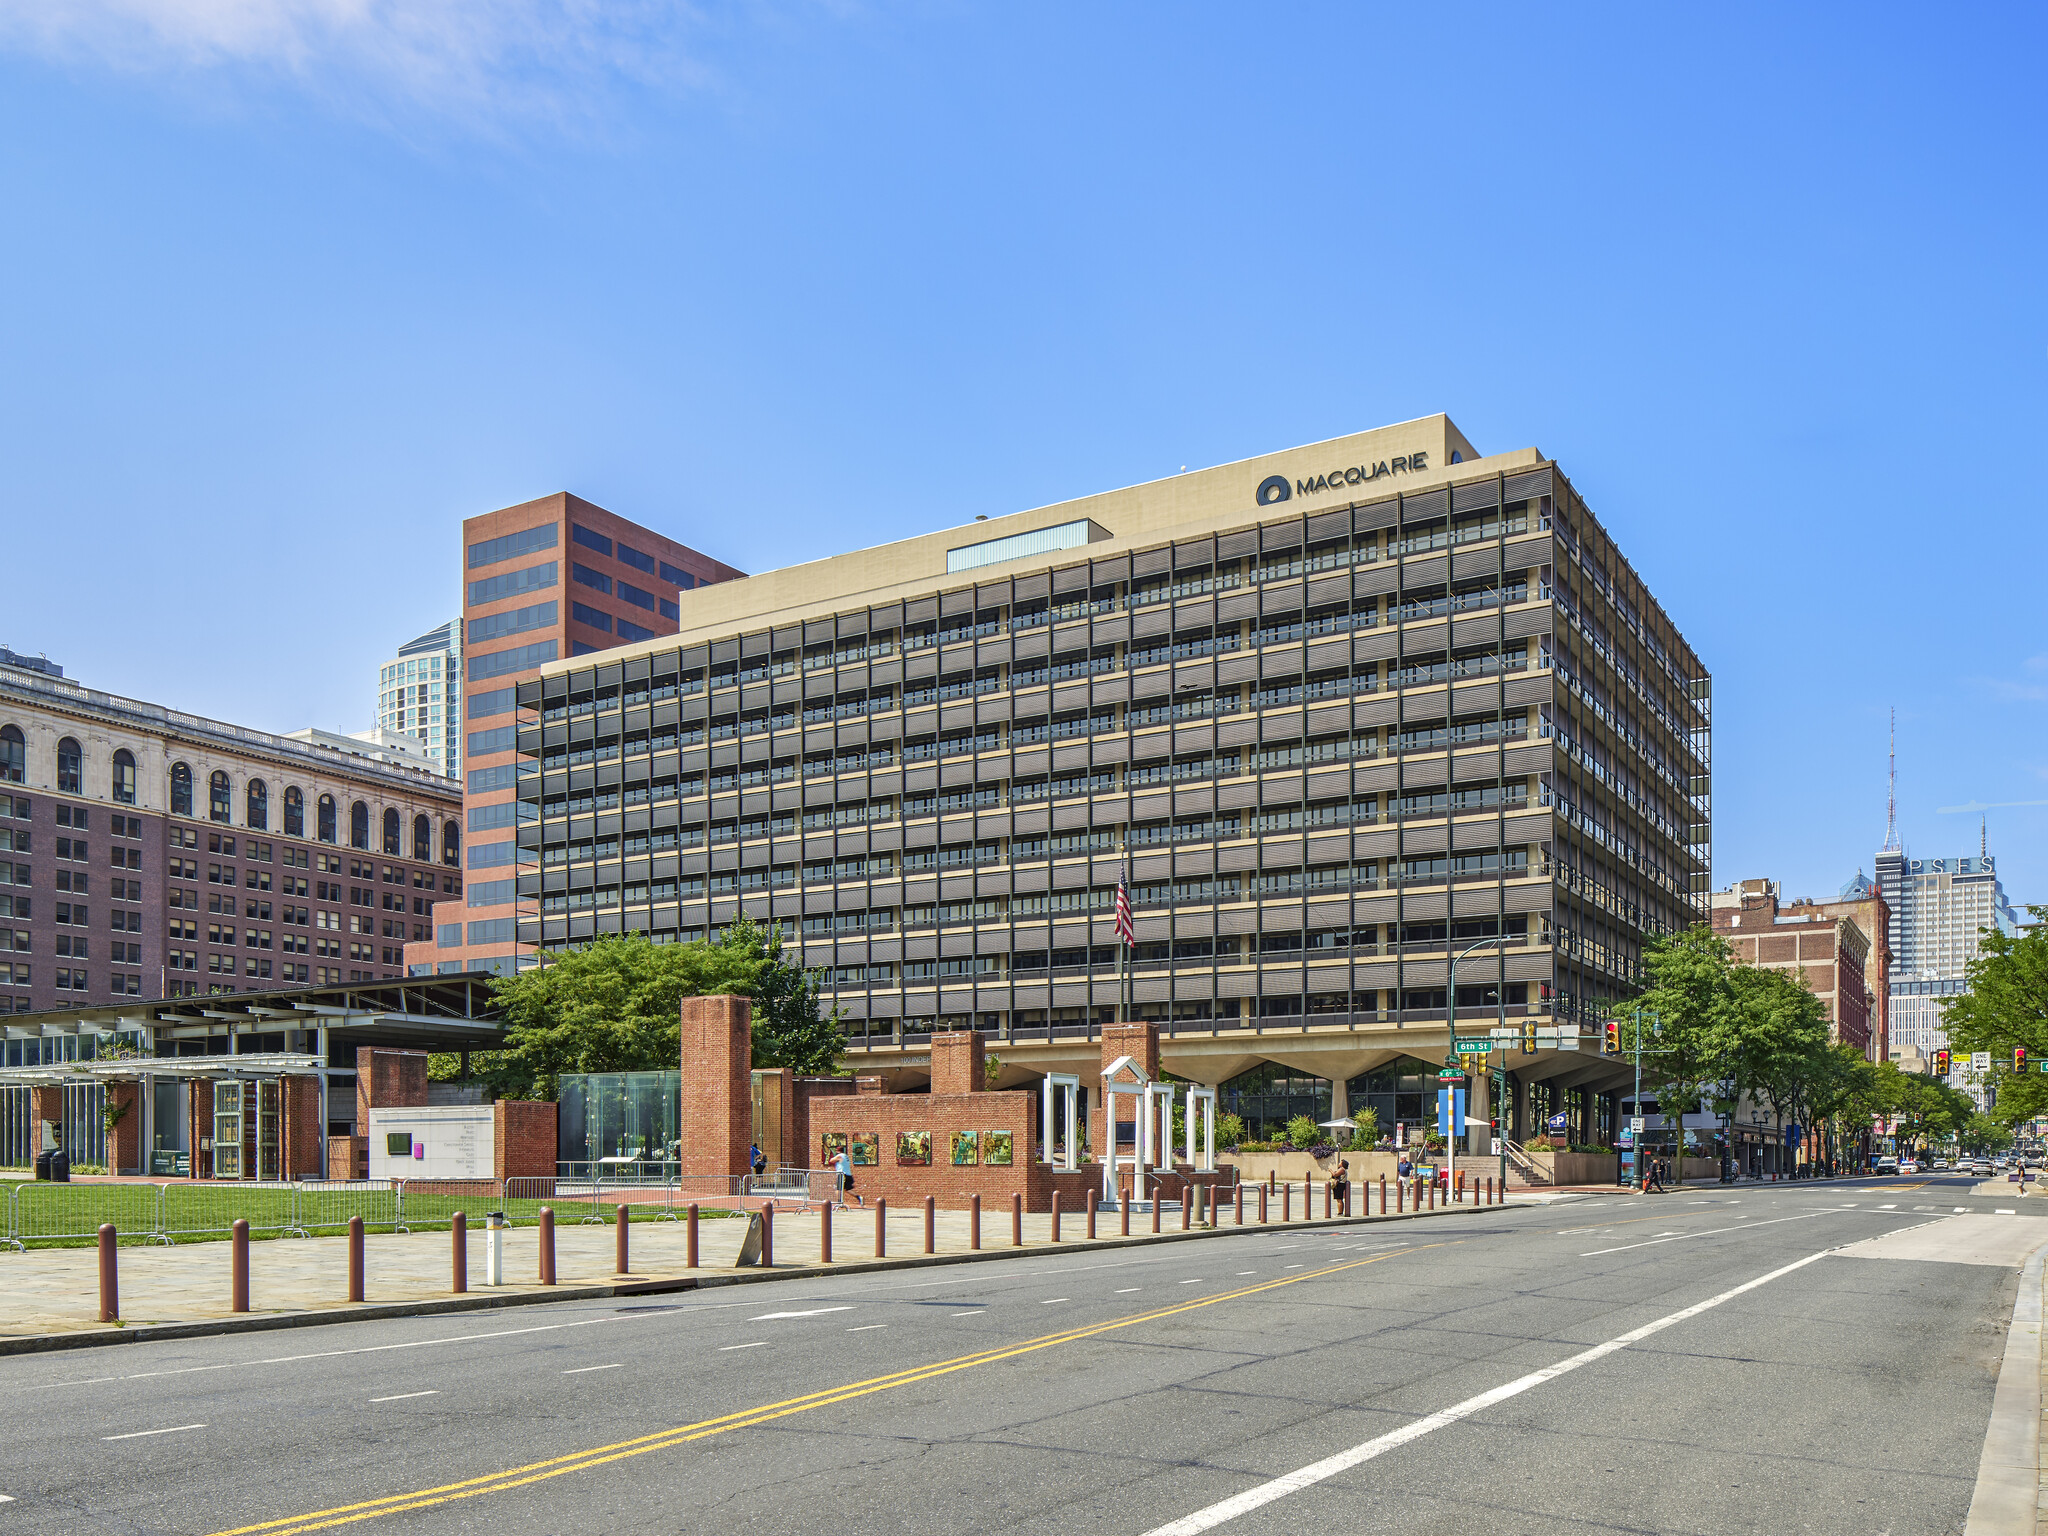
[1343,1056,1437,1142]
[572,602,613,634]
[1218,1063,1332,1143]
[412,814,431,862]
[246,778,268,830]
[284,786,304,837]
[381,806,399,855]
[442,820,461,867]
[111,749,136,806]
[616,542,655,575]
[318,794,337,844]
[570,523,613,557]
[56,737,81,794]
[170,761,193,816]
[349,801,369,850]
[0,726,22,784]
[209,770,231,823]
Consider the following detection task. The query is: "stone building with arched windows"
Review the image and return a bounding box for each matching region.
[0,654,461,1018]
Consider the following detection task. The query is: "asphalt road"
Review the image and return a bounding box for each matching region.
[4,1172,2037,1536]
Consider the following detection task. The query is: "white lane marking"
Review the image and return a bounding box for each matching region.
[1236,1271,1256,1276]
[1998,1209,2019,1215]
[847,1325,888,1332]
[719,1342,767,1352]
[950,1310,985,1317]
[1139,1247,1835,1535]
[1179,1279,1204,1285]
[1284,1265,1303,1270]
[1115,1288,1141,1294]
[369,1390,440,1402]
[1880,1204,1897,1210]
[1956,1207,1970,1213]
[562,1364,623,1375]
[1583,1209,1840,1255]
[103,1424,207,1440]
[749,1308,854,1321]
[1042,1298,1070,1305]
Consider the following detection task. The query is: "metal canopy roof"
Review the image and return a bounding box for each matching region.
[0,1053,324,1085]
[4,973,508,1055]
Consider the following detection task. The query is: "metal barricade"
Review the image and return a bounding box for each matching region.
[12,1182,169,1248]
[394,1180,504,1232]
[292,1180,403,1238]
[504,1176,608,1225]
[159,1181,299,1243]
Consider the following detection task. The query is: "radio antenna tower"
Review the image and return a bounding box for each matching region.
[1882,707,1901,853]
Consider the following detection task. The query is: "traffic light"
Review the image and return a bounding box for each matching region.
[1521,1021,1538,1055]
[1935,1049,1952,1076]
[1604,1020,1620,1054]
[2018,1047,2030,1073]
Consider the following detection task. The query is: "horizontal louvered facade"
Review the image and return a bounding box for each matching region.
[512,418,1710,1136]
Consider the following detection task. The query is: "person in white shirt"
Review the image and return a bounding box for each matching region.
[832,1147,861,1209]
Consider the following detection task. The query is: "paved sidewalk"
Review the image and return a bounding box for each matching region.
[0,1193,1515,1346]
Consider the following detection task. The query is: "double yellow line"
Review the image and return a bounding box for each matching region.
[209,1244,1448,1535]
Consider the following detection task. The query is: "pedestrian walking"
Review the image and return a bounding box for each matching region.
[1328,1158,1349,1211]
[748,1142,766,1191]
[1645,1157,1667,1194]
[832,1146,860,1209]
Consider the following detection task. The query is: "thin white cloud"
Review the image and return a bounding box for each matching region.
[0,0,711,135]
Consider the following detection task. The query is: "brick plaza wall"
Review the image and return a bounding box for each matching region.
[283,1075,322,1180]
[356,1048,430,1123]
[328,1135,368,1179]
[809,1089,1125,1213]
[679,995,751,1179]
[494,1099,558,1181]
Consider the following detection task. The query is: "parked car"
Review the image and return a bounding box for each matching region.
[1874,1156,1899,1173]
[1899,1159,1920,1173]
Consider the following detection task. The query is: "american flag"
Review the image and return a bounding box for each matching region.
[1113,860,1134,947]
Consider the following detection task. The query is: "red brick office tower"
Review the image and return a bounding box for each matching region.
[417,494,742,981]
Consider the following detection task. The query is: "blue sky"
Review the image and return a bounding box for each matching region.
[0,3,2042,906]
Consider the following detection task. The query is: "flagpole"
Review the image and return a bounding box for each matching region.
[1118,846,1130,1025]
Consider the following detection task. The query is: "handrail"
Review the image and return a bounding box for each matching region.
[1501,1140,1547,1180]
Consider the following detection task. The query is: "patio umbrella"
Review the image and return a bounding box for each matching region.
[1319,1117,1357,1130]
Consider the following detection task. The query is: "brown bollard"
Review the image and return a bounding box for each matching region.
[1087,1188,1098,1240]
[98,1224,118,1323]
[1268,1170,1276,1195]
[1152,1186,1162,1233]
[685,1204,698,1269]
[970,1195,981,1250]
[1012,1192,1023,1248]
[1121,1183,1132,1236]
[1397,1179,1405,1213]
[1235,1186,1246,1225]
[1180,1185,1190,1230]
[451,1212,467,1294]
[1051,1192,1062,1245]
[1380,1174,1388,1215]
[540,1207,557,1284]
[1258,1184,1269,1223]
[1322,1183,1330,1219]
[821,1199,833,1264]
[1283,1183,1292,1221]
[615,1204,630,1275]
[761,1201,775,1268]
[924,1195,936,1254]
[875,1198,887,1258]
[347,1216,364,1302]
[1428,1179,1436,1211]
[231,1219,249,1312]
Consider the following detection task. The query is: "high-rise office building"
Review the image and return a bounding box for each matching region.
[1862,840,2019,1062]
[375,622,462,778]
[416,493,743,979]
[508,416,1713,1146]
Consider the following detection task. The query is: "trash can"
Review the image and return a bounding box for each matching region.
[33,1149,52,1182]
[50,1149,70,1183]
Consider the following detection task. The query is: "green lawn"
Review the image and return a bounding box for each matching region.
[0,1180,739,1249]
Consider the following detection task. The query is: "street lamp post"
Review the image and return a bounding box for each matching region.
[1446,936,1507,1195]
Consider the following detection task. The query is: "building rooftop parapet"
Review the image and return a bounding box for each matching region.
[1,660,459,799]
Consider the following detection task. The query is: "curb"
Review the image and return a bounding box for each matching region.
[1964,1234,2048,1534]
[0,1195,1520,1356]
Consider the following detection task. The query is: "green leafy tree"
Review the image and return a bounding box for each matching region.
[1347,1107,1381,1150]
[489,920,841,1100]
[1941,905,2048,1126]
[1726,963,1834,1162]
[1959,1113,2015,1156]
[1630,924,1743,1185]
